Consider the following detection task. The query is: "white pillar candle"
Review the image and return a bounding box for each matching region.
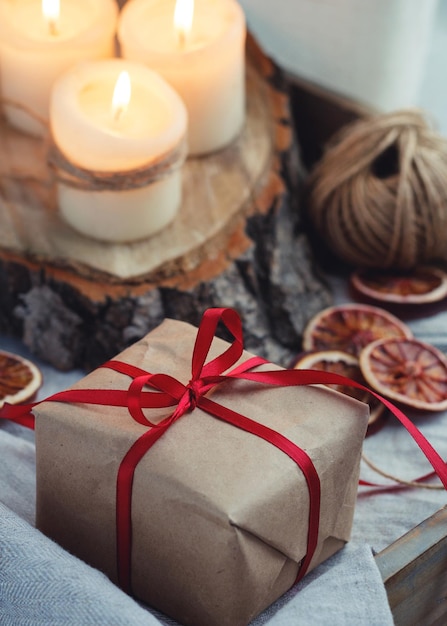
[0,0,118,136]
[118,0,246,156]
[50,58,188,243]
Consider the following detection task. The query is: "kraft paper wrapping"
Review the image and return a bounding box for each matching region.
[34,319,369,626]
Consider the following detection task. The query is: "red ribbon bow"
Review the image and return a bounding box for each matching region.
[103,308,322,592]
[1,307,447,597]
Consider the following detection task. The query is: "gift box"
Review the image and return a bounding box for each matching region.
[34,310,369,626]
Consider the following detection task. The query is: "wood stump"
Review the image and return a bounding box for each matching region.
[0,35,331,371]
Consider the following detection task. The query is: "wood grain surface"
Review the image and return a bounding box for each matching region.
[376,505,447,625]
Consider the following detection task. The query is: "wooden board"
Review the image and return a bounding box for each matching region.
[0,35,332,370]
[287,71,375,170]
[375,505,447,625]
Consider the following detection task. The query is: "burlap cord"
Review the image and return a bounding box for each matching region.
[1,98,48,130]
[47,138,187,191]
[362,452,444,490]
[306,109,447,269]
[0,99,49,184]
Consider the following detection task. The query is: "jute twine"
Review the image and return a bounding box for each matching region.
[0,99,49,184]
[47,139,187,192]
[362,452,443,490]
[306,109,447,269]
[1,98,187,192]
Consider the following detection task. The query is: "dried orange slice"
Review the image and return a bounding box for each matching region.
[302,304,413,357]
[351,266,447,304]
[360,338,447,412]
[0,350,42,408]
[292,349,385,426]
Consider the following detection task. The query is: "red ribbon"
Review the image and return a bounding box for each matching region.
[1,307,446,597]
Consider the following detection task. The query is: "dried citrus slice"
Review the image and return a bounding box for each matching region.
[302,303,413,357]
[0,350,42,408]
[292,349,385,426]
[360,338,447,412]
[351,266,447,304]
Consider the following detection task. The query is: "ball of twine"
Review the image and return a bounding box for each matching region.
[306,109,447,269]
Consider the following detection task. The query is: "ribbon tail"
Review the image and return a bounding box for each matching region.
[116,423,170,593]
[0,402,36,429]
[236,368,447,491]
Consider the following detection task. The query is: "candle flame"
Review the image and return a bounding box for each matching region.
[111,71,131,122]
[174,0,194,48]
[42,0,60,36]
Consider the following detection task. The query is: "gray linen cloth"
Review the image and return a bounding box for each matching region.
[0,497,391,626]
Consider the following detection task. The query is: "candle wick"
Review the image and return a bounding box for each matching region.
[177,29,186,50]
[48,19,59,36]
[113,106,125,123]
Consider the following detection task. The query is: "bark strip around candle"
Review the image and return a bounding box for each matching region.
[47,138,188,192]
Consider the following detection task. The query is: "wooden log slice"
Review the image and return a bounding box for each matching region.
[0,35,331,370]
